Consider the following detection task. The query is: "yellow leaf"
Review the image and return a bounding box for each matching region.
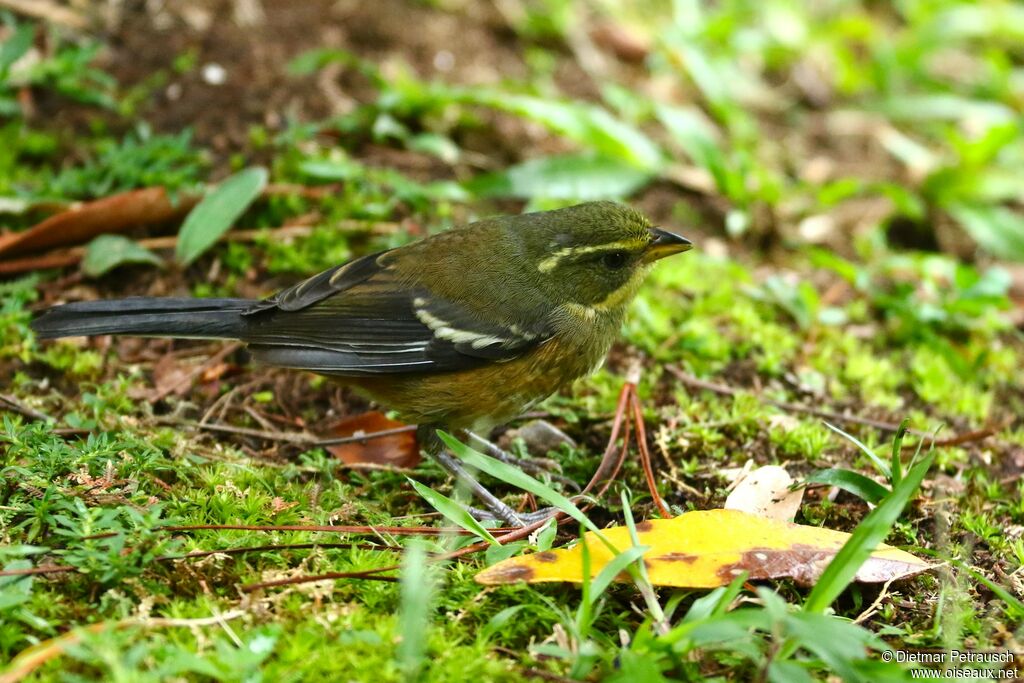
[475,509,930,588]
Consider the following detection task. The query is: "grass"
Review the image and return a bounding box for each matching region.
[1,0,1024,680]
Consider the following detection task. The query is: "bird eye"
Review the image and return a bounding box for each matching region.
[602,251,628,270]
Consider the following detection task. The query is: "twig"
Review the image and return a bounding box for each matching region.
[160,523,481,535]
[156,541,402,561]
[631,390,670,518]
[0,565,75,577]
[0,394,52,422]
[317,425,418,446]
[902,426,1001,450]
[156,419,318,445]
[666,365,934,437]
[157,418,419,451]
[240,567,400,592]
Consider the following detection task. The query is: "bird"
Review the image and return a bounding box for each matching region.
[31,201,692,525]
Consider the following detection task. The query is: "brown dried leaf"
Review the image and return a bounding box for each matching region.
[0,187,198,259]
[327,411,420,468]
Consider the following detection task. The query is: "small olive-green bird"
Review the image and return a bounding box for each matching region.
[32,201,692,524]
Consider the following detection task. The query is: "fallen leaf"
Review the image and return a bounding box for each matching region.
[327,411,420,468]
[475,509,930,588]
[149,354,193,399]
[81,235,163,277]
[725,465,804,522]
[0,187,198,259]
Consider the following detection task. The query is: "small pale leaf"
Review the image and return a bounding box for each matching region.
[82,235,163,277]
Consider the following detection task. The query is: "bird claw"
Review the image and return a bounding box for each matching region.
[465,431,580,492]
[467,505,560,527]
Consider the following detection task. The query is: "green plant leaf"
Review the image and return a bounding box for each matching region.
[804,469,889,505]
[890,419,910,485]
[467,153,652,201]
[0,23,34,78]
[803,454,933,613]
[82,235,163,277]
[452,90,664,170]
[407,478,498,545]
[397,540,437,679]
[655,103,729,187]
[824,422,891,480]
[586,544,649,607]
[176,167,267,265]
[947,203,1024,262]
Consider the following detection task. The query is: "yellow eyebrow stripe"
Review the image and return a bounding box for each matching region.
[537,240,647,273]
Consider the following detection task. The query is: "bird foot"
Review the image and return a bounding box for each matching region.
[465,431,579,492]
[467,505,560,527]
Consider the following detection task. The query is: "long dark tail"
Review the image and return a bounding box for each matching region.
[30,297,256,340]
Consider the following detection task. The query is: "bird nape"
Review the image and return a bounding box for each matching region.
[31,201,693,526]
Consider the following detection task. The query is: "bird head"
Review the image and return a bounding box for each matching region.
[513,201,692,310]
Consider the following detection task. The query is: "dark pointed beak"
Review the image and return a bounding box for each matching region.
[644,227,693,263]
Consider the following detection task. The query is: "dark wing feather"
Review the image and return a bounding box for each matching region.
[237,250,550,376]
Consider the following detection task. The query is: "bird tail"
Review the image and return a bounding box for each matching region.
[30,297,256,340]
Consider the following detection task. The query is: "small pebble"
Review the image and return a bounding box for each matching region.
[202,63,227,86]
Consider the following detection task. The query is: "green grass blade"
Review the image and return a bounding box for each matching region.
[397,540,437,679]
[803,454,934,613]
[804,469,890,505]
[407,478,499,545]
[824,422,891,480]
[82,235,163,277]
[586,544,649,607]
[890,418,910,485]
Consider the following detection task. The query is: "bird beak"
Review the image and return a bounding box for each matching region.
[644,227,693,263]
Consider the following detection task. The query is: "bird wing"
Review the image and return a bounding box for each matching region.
[238,251,551,376]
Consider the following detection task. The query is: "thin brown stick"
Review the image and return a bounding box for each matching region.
[631,390,670,518]
[160,523,482,535]
[667,365,934,437]
[155,541,402,562]
[157,419,421,453]
[0,565,76,578]
[316,425,419,446]
[0,394,52,422]
[240,567,401,591]
[157,419,318,445]
[901,426,1001,450]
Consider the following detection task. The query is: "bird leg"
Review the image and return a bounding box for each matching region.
[464,430,580,491]
[465,504,560,526]
[418,425,566,527]
[429,449,529,527]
